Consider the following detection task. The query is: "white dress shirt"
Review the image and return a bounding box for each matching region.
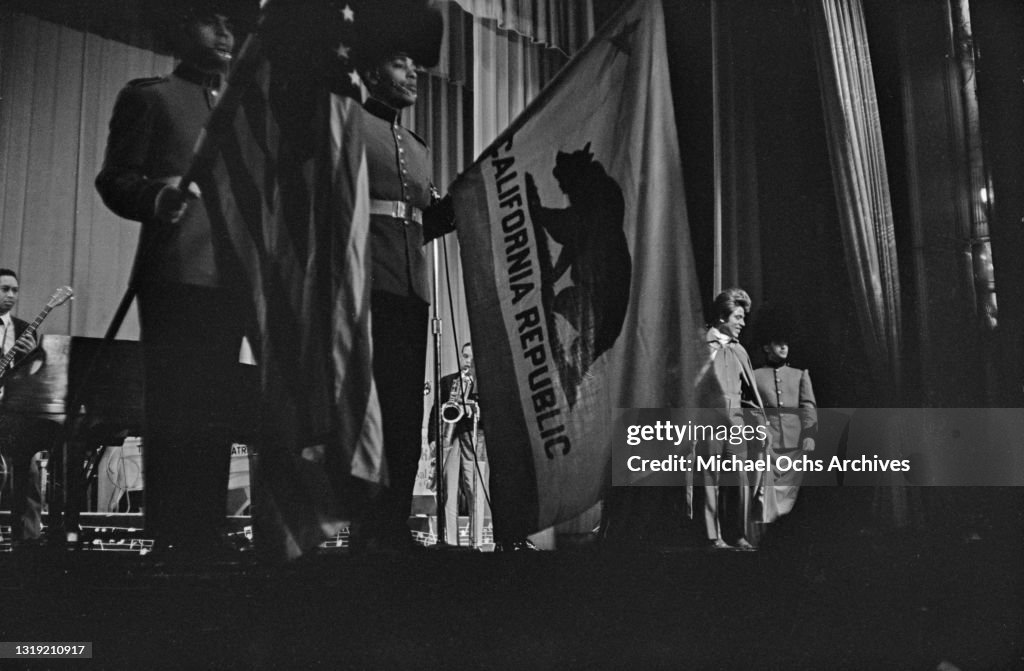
[0,313,14,355]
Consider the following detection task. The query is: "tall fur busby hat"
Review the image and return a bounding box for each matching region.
[150,0,259,54]
[351,0,444,69]
[255,0,444,84]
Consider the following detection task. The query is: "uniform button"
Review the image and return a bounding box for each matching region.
[398,147,404,154]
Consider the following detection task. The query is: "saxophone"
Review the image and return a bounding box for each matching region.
[441,370,473,444]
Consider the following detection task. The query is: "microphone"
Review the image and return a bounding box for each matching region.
[390,80,415,96]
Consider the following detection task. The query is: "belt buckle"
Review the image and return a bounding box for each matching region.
[393,201,409,220]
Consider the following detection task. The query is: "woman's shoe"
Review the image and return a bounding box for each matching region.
[733,537,756,551]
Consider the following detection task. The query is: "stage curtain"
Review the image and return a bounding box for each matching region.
[715,1,764,304]
[0,12,171,339]
[809,0,903,394]
[0,4,590,356]
[446,0,593,55]
[413,3,583,387]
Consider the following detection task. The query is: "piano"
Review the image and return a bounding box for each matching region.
[1,335,144,530]
[2,334,144,422]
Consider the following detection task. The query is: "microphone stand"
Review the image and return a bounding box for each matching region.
[430,237,449,546]
[470,400,481,548]
[429,230,476,551]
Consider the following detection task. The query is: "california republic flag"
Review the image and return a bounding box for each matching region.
[450,0,705,538]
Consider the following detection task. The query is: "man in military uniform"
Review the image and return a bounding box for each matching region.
[355,38,454,553]
[754,335,818,522]
[95,2,254,557]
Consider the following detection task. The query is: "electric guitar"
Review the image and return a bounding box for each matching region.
[0,285,74,382]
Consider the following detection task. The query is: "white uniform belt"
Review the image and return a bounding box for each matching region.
[370,199,423,224]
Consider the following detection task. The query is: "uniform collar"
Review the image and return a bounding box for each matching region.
[364,97,402,125]
[174,62,224,90]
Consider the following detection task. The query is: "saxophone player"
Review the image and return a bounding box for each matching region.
[429,342,489,547]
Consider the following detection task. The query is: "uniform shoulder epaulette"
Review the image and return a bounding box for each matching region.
[125,75,168,89]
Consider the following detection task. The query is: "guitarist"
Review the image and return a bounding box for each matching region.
[0,268,61,547]
[0,269,39,366]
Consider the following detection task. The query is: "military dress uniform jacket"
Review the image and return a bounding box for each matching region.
[96,63,227,288]
[753,363,817,449]
[362,97,452,303]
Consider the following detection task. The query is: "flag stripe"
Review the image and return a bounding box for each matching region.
[195,22,382,559]
[457,166,541,538]
[329,97,382,482]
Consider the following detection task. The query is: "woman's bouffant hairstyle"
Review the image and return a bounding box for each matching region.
[712,287,751,322]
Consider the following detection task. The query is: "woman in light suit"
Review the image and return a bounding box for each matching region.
[696,288,768,551]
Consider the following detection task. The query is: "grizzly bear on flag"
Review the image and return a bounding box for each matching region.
[526,142,632,407]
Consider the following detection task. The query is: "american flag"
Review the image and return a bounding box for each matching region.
[192,0,383,560]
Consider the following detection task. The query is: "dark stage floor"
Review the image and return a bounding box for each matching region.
[0,489,1021,670]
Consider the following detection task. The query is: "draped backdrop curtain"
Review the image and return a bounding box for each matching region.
[715,0,763,304]
[414,0,590,385]
[808,0,903,394]
[0,2,591,356]
[449,0,593,56]
[0,13,172,339]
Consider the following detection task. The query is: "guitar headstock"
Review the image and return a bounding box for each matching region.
[46,286,74,309]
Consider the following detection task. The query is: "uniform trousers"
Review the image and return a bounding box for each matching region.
[137,282,248,545]
[366,290,428,545]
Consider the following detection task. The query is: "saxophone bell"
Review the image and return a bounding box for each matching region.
[441,371,473,443]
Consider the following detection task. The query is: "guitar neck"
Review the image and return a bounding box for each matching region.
[0,304,52,370]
